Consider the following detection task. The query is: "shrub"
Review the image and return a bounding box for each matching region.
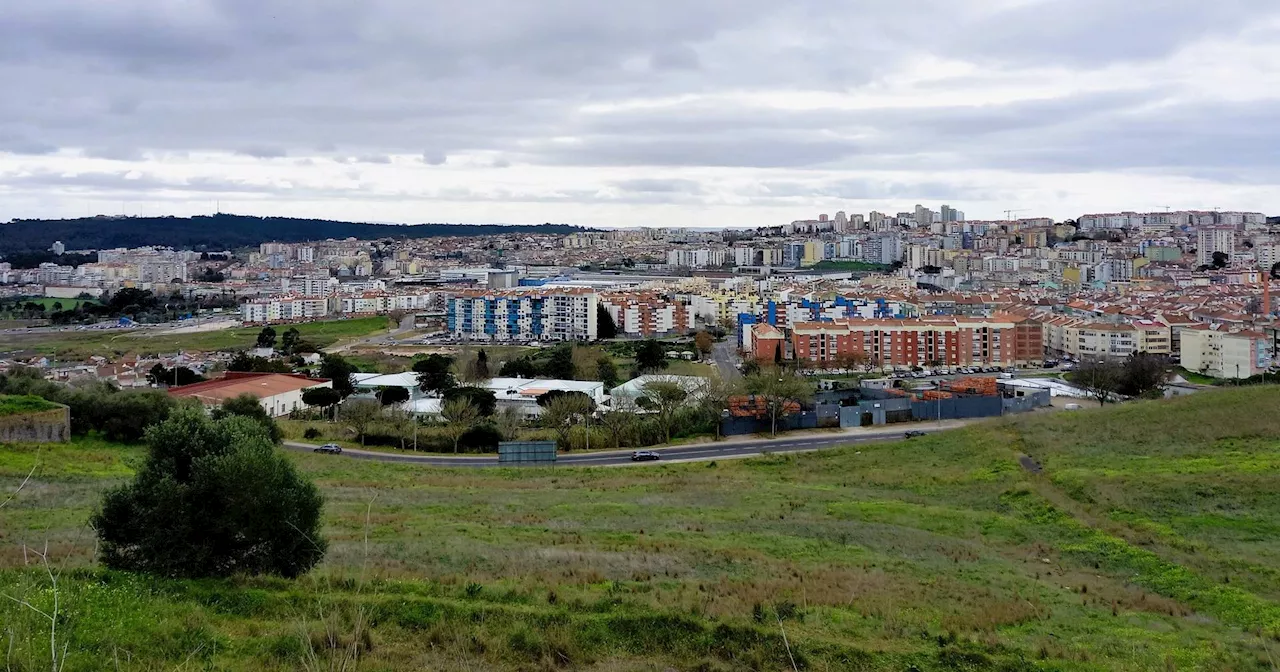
[92,408,326,578]
[303,427,322,440]
[211,393,283,443]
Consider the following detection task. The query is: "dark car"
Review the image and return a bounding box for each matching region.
[904,431,927,438]
[630,450,661,462]
[313,443,343,454]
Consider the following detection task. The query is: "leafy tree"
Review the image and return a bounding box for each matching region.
[440,397,481,453]
[227,352,293,373]
[211,392,282,443]
[499,357,540,378]
[1211,251,1229,269]
[745,368,813,436]
[443,386,497,416]
[472,349,491,381]
[536,390,594,411]
[301,387,343,418]
[280,327,301,354]
[1270,261,1280,281]
[542,344,576,380]
[1116,352,1170,398]
[596,304,618,339]
[415,353,457,395]
[340,398,382,445]
[378,386,411,406]
[634,339,668,373]
[541,393,593,450]
[694,331,715,358]
[51,301,63,311]
[146,363,205,387]
[92,408,325,578]
[319,353,357,398]
[596,356,619,389]
[741,359,761,376]
[636,380,688,444]
[256,326,277,348]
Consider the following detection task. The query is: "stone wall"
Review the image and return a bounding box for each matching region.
[0,406,71,443]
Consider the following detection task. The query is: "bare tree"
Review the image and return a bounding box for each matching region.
[541,393,593,449]
[745,367,814,436]
[492,406,524,441]
[340,399,382,446]
[637,380,688,444]
[440,397,481,453]
[1076,358,1123,406]
[598,409,636,448]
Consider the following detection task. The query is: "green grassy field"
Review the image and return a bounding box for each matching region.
[0,394,60,416]
[4,388,1280,670]
[0,316,392,360]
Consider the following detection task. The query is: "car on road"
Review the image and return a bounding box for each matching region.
[313,443,343,454]
[904,430,927,438]
[630,450,661,462]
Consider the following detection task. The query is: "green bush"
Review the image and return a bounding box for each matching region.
[92,408,326,578]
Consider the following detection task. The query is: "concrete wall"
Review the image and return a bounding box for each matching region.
[0,406,71,443]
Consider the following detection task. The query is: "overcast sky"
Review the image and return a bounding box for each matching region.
[1,0,1278,227]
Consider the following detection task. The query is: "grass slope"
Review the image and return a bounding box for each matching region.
[0,394,60,416]
[3,388,1280,670]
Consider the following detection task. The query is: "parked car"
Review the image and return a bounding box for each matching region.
[630,450,661,462]
[313,443,343,455]
[904,430,927,438]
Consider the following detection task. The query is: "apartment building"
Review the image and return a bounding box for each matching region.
[446,288,598,342]
[1197,227,1237,266]
[240,295,332,323]
[1180,325,1273,379]
[789,314,1043,367]
[600,292,694,337]
[743,323,787,363]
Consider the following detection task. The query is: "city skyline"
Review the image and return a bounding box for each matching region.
[1,1,1278,226]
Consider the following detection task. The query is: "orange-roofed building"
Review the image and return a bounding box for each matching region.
[168,372,333,417]
[789,314,1043,368]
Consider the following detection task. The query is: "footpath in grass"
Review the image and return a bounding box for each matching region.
[3,388,1280,670]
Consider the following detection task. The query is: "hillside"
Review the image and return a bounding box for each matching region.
[0,214,591,253]
[3,388,1280,670]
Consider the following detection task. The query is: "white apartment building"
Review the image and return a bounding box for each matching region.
[1180,325,1272,379]
[241,296,332,323]
[667,248,728,268]
[1197,227,1237,266]
[282,275,332,296]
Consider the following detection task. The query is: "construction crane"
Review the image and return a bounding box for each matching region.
[1003,209,1029,220]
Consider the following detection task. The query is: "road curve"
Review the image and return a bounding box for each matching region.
[283,425,957,468]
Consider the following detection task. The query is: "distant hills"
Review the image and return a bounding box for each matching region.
[0,214,592,254]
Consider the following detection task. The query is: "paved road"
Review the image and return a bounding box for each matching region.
[710,338,742,381]
[283,425,957,468]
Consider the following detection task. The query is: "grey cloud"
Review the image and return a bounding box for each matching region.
[536,137,861,168]
[613,178,705,194]
[0,136,58,155]
[236,146,288,159]
[0,0,1277,214]
[84,147,145,161]
[954,0,1276,67]
[650,45,701,71]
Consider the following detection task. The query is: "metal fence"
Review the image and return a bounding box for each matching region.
[498,441,558,464]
